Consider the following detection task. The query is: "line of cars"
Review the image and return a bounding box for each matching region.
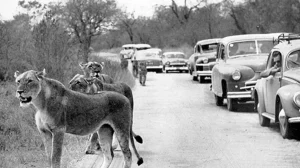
[192,33,300,139]
[120,44,189,73]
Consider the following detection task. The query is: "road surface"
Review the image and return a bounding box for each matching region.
[74,72,300,168]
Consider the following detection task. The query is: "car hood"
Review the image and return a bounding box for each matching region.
[284,68,300,82]
[226,56,267,72]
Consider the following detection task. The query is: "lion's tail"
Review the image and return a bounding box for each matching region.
[130,130,143,166]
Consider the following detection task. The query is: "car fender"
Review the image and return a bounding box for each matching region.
[276,84,300,118]
[212,64,254,96]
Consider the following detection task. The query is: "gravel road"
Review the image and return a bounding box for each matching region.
[129,72,300,168]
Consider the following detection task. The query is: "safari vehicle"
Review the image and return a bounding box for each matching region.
[188,38,221,83]
[162,52,188,73]
[132,48,163,73]
[253,34,300,139]
[120,44,135,59]
[211,33,280,111]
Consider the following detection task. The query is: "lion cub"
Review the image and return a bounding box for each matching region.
[69,74,143,154]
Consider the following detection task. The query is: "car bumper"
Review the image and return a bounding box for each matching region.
[165,66,188,71]
[227,81,257,99]
[196,70,212,76]
[147,65,163,70]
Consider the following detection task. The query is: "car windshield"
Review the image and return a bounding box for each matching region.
[136,47,151,51]
[166,54,185,59]
[287,50,300,69]
[228,40,273,57]
[202,43,218,53]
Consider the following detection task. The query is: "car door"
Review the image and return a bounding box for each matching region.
[212,44,226,96]
[264,51,282,114]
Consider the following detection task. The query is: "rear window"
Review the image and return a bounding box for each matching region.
[202,43,218,53]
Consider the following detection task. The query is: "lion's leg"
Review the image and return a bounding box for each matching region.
[51,131,65,168]
[36,115,52,165]
[112,133,119,150]
[115,129,132,168]
[98,125,114,168]
[85,133,100,154]
[38,128,52,165]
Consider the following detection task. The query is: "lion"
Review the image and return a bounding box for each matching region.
[69,74,143,154]
[14,69,143,168]
[79,61,114,84]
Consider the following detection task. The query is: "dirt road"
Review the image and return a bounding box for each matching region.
[74,72,300,168]
[129,72,300,168]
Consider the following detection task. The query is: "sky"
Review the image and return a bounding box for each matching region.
[0,0,223,20]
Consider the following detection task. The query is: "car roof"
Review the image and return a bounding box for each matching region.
[220,33,282,44]
[273,39,300,56]
[163,52,185,55]
[134,44,151,48]
[196,38,221,45]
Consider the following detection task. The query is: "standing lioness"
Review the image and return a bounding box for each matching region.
[14,69,143,168]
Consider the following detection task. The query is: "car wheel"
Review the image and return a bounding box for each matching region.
[199,76,205,83]
[257,102,270,127]
[227,98,238,111]
[192,75,198,81]
[278,103,292,139]
[166,70,168,73]
[215,94,223,106]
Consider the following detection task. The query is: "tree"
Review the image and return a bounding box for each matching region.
[64,0,119,63]
[117,12,136,43]
[170,0,202,25]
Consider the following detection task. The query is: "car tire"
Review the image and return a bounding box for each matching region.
[278,103,292,139]
[192,75,198,81]
[166,70,168,73]
[227,98,238,111]
[215,94,223,106]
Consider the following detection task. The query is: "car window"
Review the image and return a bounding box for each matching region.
[228,41,257,57]
[287,50,300,69]
[258,41,274,54]
[202,43,218,53]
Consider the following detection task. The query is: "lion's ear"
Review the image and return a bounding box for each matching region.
[14,71,20,78]
[36,69,46,79]
[79,62,87,69]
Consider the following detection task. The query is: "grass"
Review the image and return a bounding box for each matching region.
[0,53,136,168]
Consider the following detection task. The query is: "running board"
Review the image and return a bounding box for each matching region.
[262,112,275,120]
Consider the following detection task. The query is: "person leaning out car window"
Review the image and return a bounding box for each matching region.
[260,51,282,77]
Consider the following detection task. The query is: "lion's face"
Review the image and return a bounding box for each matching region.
[80,62,104,78]
[69,74,96,94]
[14,70,44,107]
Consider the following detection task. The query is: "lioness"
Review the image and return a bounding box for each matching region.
[14,69,143,168]
[69,74,143,154]
[79,61,114,84]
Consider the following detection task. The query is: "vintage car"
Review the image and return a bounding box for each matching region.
[120,44,135,59]
[132,48,163,73]
[162,52,188,73]
[253,34,300,139]
[211,33,280,111]
[188,38,221,83]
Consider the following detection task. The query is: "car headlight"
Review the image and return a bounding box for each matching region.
[293,92,300,108]
[232,70,241,80]
[165,61,170,65]
[203,58,208,64]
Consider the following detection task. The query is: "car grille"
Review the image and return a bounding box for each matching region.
[196,65,210,71]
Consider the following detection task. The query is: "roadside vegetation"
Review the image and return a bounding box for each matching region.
[1,0,300,167]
